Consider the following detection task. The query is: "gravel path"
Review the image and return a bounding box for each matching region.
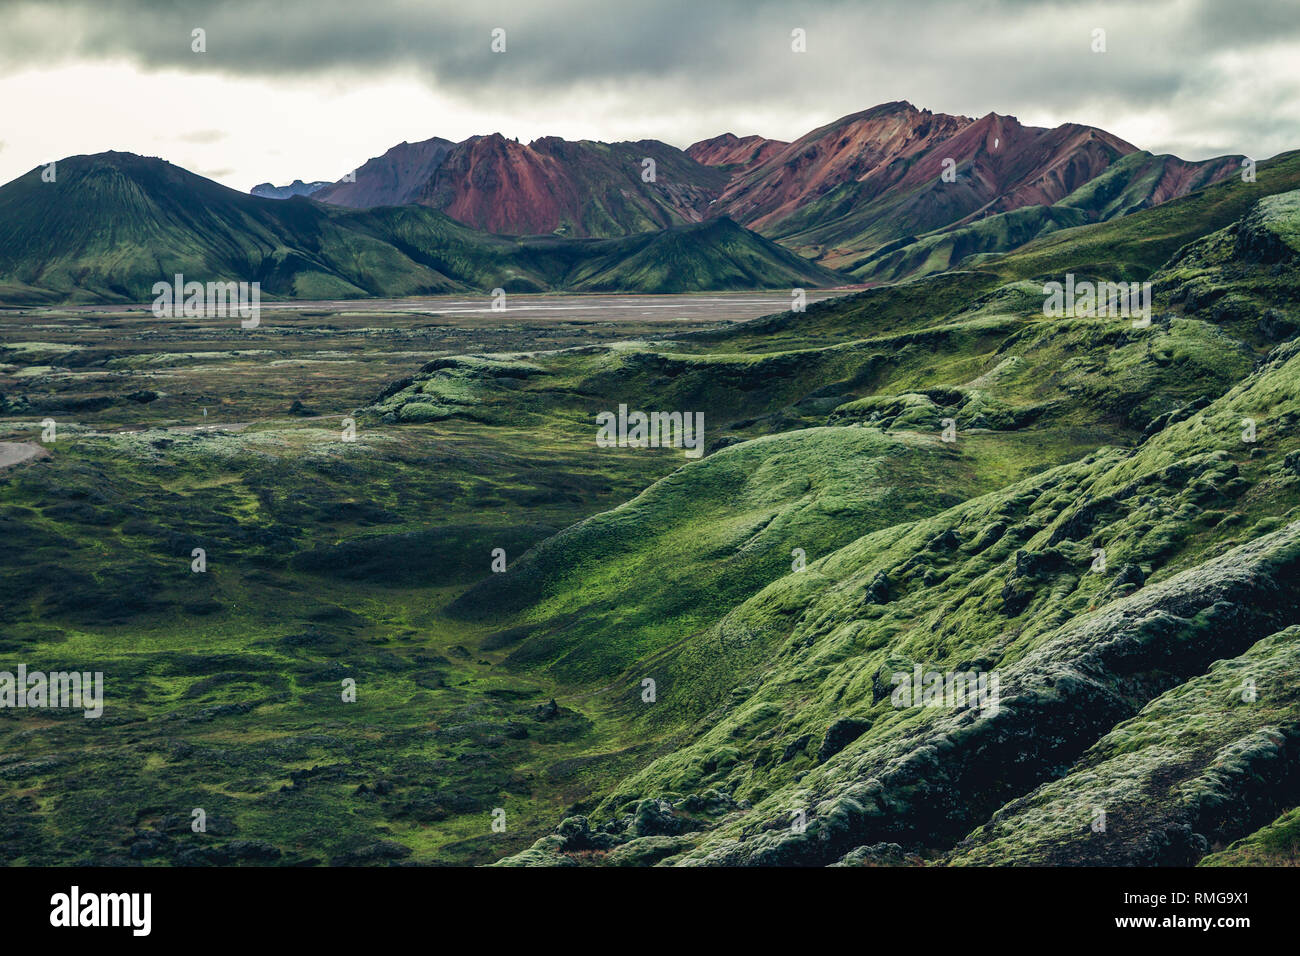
[0,441,46,469]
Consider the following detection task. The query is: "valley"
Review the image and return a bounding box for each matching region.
[0,291,840,865]
[5,159,1300,867]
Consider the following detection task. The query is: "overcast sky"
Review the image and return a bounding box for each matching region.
[1,0,1298,192]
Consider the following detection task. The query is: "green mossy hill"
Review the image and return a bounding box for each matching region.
[0,154,845,304]
[948,625,1300,865]
[847,151,1246,285]
[505,331,1300,864]
[496,192,1300,866]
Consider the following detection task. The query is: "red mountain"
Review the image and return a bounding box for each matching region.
[708,103,1147,265]
[686,133,788,172]
[712,102,975,230]
[897,111,1139,218]
[414,134,729,237]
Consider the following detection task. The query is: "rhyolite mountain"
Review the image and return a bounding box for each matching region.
[295,133,730,236]
[848,147,1246,283]
[289,101,1243,280]
[711,102,1244,276]
[685,133,789,172]
[0,152,845,304]
[415,134,731,237]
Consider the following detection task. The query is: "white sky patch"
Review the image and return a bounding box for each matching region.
[0,62,849,190]
[0,62,456,190]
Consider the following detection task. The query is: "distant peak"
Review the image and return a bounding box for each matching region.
[868,100,919,114]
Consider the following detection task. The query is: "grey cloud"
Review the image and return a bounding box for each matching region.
[2,1,1290,90]
[0,0,1296,159]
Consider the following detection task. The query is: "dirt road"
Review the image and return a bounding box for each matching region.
[0,441,46,469]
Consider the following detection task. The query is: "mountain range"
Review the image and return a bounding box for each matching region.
[255,100,1244,280]
[249,178,331,200]
[0,101,1250,304]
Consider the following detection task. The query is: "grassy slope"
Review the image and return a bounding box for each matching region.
[529,335,1300,866]
[0,417,680,865]
[490,186,1300,865]
[446,426,1060,687]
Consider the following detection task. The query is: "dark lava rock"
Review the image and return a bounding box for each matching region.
[631,799,685,838]
[929,529,962,551]
[1012,548,1071,579]
[1258,309,1298,343]
[330,840,412,866]
[1111,564,1146,590]
[833,842,923,866]
[864,572,890,605]
[678,789,737,816]
[175,840,281,866]
[554,815,618,851]
[1000,581,1034,617]
[535,698,560,721]
[818,718,872,763]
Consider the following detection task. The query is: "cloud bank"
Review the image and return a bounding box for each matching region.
[1,0,1296,189]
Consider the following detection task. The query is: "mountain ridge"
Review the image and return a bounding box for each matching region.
[271,101,1241,278]
[313,135,457,208]
[0,151,846,303]
[250,178,331,200]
